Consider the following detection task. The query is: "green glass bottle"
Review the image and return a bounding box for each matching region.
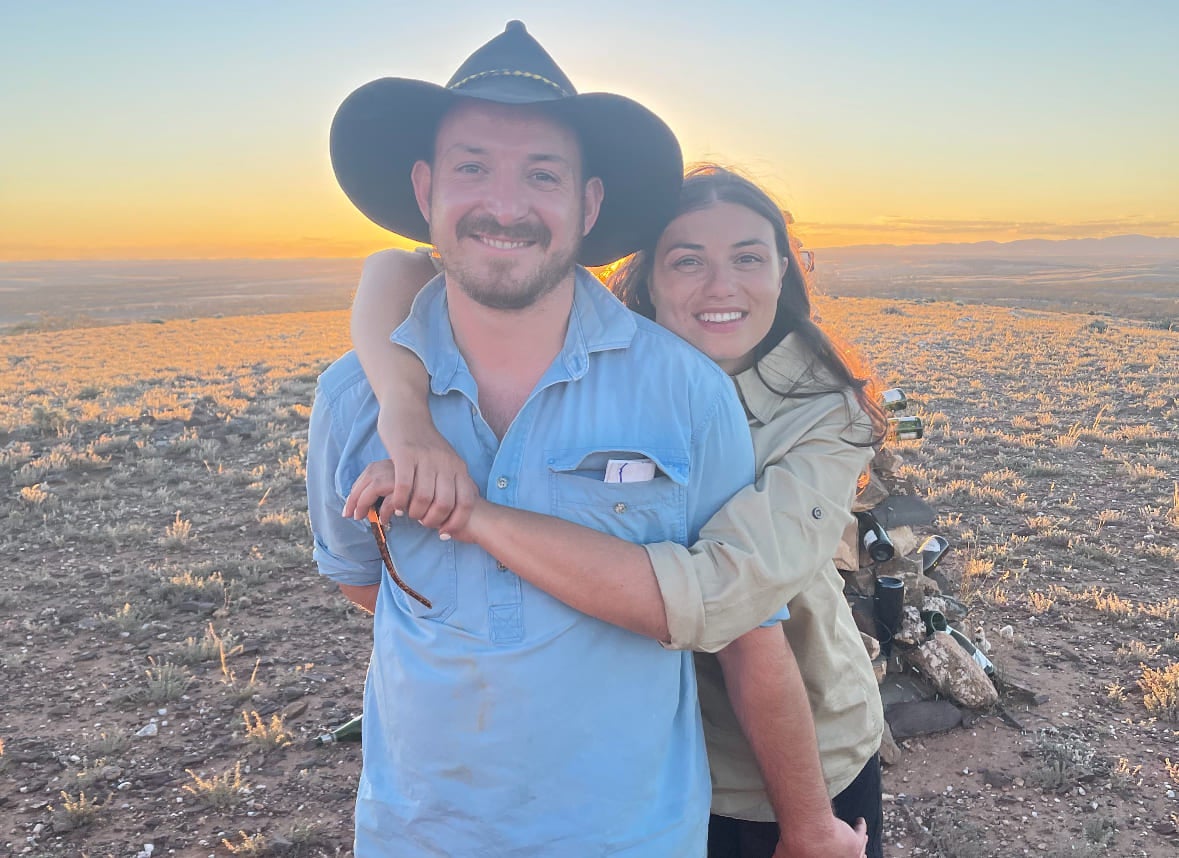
[881,388,908,412]
[854,510,895,563]
[316,714,363,745]
[888,415,924,441]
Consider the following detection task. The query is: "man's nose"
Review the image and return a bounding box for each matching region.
[481,172,530,224]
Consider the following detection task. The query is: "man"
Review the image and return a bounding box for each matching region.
[308,22,758,856]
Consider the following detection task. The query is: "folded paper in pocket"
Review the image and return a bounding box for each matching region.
[604,458,656,484]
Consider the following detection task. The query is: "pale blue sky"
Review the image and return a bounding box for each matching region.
[2,1,1176,258]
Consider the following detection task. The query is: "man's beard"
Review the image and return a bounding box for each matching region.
[442,212,580,311]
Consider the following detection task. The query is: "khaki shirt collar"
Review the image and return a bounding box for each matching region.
[733,333,817,425]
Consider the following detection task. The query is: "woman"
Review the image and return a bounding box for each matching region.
[346,165,886,858]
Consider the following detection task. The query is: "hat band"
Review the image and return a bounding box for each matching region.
[448,68,571,98]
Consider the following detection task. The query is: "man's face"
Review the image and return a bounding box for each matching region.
[411,100,603,310]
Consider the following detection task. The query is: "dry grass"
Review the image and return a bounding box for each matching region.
[54,790,101,829]
[2,297,1177,856]
[242,710,293,749]
[223,831,269,855]
[184,760,249,809]
[1138,662,1179,719]
[140,657,192,703]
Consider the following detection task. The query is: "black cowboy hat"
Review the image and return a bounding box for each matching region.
[330,21,683,267]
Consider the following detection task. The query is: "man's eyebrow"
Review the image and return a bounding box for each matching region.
[526,153,572,168]
[437,146,572,169]
[441,144,488,158]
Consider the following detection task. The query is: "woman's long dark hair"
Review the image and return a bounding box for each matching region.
[610,164,886,445]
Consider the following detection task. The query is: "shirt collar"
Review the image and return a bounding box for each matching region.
[391,266,637,397]
[732,333,815,424]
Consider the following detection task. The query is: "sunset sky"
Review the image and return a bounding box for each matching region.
[3,1,1177,260]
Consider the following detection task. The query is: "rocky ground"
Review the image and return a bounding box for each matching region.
[1,298,1176,857]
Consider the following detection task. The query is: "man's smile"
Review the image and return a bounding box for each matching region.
[470,234,537,251]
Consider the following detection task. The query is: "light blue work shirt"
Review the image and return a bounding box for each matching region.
[307,268,757,857]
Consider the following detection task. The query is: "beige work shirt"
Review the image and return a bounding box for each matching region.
[647,333,884,817]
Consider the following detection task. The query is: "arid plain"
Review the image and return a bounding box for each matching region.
[1,257,1177,857]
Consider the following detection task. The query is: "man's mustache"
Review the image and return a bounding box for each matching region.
[456,214,551,248]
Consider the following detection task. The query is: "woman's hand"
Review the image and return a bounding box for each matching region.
[343,419,478,534]
[775,816,867,858]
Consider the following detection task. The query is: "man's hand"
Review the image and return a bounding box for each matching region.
[342,420,478,534]
[775,816,867,858]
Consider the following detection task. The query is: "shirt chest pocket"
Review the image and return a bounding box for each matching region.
[546,447,689,545]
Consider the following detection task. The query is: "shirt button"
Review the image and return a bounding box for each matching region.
[496,561,508,571]
[496,476,509,489]
[614,502,627,514]
[811,507,824,520]
[470,405,478,417]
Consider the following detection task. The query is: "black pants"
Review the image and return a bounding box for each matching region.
[707,754,884,858]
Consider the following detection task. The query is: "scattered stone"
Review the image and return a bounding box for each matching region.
[833,520,860,572]
[99,765,122,781]
[50,809,77,833]
[878,721,902,766]
[902,569,941,607]
[870,447,904,478]
[874,493,936,529]
[905,631,999,709]
[885,700,965,739]
[135,721,159,738]
[892,606,925,647]
[879,672,937,707]
[843,567,877,598]
[1151,818,1178,835]
[283,699,309,720]
[887,526,919,559]
[980,768,1014,789]
[852,472,891,512]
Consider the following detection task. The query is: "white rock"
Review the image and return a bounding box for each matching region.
[135,722,158,738]
[905,631,999,708]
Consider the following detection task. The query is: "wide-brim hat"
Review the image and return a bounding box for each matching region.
[330,21,683,267]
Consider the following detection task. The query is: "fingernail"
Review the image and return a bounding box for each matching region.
[393,509,405,517]
[439,533,452,542]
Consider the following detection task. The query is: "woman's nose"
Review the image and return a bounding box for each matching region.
[702,268,738,297]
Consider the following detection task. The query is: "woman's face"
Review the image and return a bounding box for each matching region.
[647,201,783,375]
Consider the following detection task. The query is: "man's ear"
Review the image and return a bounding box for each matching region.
[410,160,433,224]
[582,176,604,237]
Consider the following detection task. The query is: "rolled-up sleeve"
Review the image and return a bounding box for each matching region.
[306,384,383,588]
[652,390,874,653]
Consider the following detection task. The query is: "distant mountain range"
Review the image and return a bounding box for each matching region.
[821,234,1179,261]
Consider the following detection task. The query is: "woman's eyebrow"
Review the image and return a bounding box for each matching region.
[665,238,771,253]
